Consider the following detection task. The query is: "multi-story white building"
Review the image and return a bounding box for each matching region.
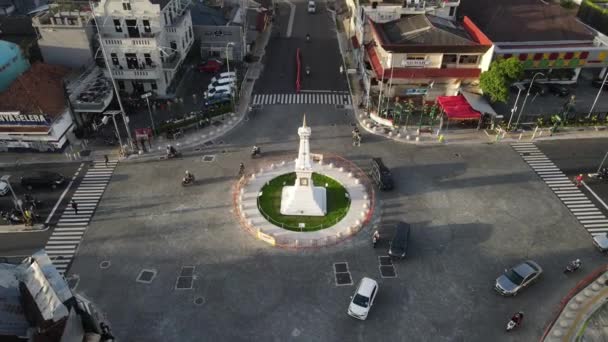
[91,0,194,97]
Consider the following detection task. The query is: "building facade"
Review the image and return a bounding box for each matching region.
[32,2,95,69]
[362,14,492,104]
[92,0,194,97]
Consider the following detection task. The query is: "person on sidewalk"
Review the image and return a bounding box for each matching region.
[71,200,78,215]
[575,174,584,187]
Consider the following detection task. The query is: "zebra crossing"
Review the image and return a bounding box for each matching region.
[46,159,118,274]
[252,92,352,106]
[512,142,608,237]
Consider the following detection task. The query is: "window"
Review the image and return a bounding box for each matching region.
[518,54,528,61]
[111,53,119,66]
[549,52,559,60]
[125,19,140,38]
[122,2,131,10]
[533,53,543,61]
[564,52,574,59]
[144,53,152,66]
[113,19,122,33]
[151,81,157,90]
[117,80,125,90]
[580,51,589,59]
[125,53,138,69]
[448,6,455,16]
[459,55,479,64]
[443,54,457,64]
[143,19,151,33]
[502,54,512,59]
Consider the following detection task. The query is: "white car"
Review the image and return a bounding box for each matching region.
[347,277,378,320]
[204,84,234,99]
[207,76,236,90]
[0,180,8,196]
[308,0,316,13]
[210,72,236,84]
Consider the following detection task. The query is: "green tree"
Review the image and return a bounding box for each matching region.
[479,57,524,103]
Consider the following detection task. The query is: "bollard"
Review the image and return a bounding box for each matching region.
[415,136,420,142]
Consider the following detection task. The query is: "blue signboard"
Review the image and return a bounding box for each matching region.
[0,112,50,126]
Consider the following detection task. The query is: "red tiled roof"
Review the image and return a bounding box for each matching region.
[365,44,481,79]
[0,63,69,118]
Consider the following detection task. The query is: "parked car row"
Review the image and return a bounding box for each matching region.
[202,71,237,109]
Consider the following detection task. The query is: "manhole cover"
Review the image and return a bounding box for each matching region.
[522,152,531,156]
[334,262,348,273]
[176,276,194,290]
[202,155,215,162]
[335,272,353,286]
[454,153,461,158]
[99,260,111,269]
[136,269,157,284]
[180,266,195,277]
[380,265,397,278]
[194,297,206,305]
[204,141,214,146]
[378,256,392,266]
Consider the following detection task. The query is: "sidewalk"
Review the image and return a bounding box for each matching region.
[542,266,608,342]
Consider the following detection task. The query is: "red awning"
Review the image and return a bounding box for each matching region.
[437,95,481,120]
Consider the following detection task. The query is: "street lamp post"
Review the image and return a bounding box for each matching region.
[515,72,544,129]
[1,175,24,218]
[103,110,125,148]
[141,92,156,135]
[588,69,608,118]
[225,42,236,110]
[507,85,523,129]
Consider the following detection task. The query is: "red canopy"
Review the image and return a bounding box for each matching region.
[437,95,481,120]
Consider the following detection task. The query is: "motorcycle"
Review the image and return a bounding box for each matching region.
[305,66,311,76]
[372,231,379,248]
[181,175,195,186]
[506,320,517,332]
[251,147,262,158]
[598,168,608,180]
[506,313,523,332]
[564,259,582,273]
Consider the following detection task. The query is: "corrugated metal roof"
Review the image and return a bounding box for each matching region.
[17,258,69,323]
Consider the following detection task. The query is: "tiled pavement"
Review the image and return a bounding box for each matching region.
[45,159,118,274]
[512,143,608,237]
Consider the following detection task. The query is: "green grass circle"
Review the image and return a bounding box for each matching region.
[257,172,351,232]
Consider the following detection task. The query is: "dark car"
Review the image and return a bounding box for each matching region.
[370,158,394,191]
[522,82,548,96]
[547,83,570,97]
[20,171,65,190]
[591,78,608,90]
[388,222,410,259]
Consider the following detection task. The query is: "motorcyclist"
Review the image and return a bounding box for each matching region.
[306,33,310,41]
[373,230,380,242]
[570,259,582,269]
[239,162,245,177]
[252,145,261,155]
[305,66,310,75]
[183,170,194,183]
[511,312,524,326]
[166,144,177,157]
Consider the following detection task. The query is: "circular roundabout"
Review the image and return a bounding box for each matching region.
[234,155,374,248]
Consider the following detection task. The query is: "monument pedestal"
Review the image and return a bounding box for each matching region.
[280,185,326,216]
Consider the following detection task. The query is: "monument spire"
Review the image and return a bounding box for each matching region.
[302,114,307,128]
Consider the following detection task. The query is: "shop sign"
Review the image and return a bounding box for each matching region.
[0,112,49,126]
[403,88,428,95]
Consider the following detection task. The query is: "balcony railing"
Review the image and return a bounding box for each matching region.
[161,52,181,70]
[110,69,159,80]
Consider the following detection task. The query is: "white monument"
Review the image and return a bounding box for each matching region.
[280,115,327,216]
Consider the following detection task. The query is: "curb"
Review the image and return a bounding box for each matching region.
[0,223,49,234]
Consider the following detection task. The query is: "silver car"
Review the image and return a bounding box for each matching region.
[495,260,542,296]
[593,233,608,252]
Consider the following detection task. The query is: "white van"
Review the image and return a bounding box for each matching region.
[347,277,378,320]
[205,84,234,99]
[308,1,316,13]
[208,76,236,90]
[210,72,236,84]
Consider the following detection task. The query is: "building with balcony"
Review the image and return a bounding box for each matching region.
[362,14,492,103]
[92,0,195,97]
[31,1,95,69]
[460,0,608,83]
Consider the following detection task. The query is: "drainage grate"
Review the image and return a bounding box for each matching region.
[202,155,215,162]
[378,256,392,266]
[194,297,206,305]
[204,141,214,146]
[180,266,195,277]
[175,276,194,290]
[334,262,348,273]
[380,265,397,278]
[99,260,111,269]
[335,272,353,286]
[136,269,157,284]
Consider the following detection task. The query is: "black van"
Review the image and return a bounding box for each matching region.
[369,158,394,191]
[20,171,65,190]
[388,222,410,259]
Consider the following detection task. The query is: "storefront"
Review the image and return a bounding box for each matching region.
[0,110,72,152]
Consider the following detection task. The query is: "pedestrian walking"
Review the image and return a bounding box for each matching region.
[104,154,109,167]
[71,199,78,215]
[575,174,584,187]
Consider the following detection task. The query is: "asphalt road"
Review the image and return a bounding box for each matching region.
[56,3,608,341]
[0,162,87,257]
